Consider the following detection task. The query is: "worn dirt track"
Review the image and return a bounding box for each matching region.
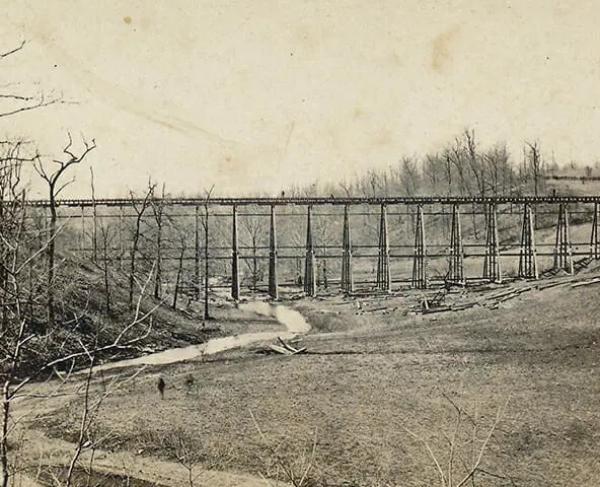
[15,302,305,487]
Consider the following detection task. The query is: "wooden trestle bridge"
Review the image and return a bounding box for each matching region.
[25,195,600,300]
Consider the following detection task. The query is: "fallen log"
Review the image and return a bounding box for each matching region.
[571,278,600,288]
[421,305,452,314]
[268,344,292,355]
[278,336,300,352]
[262,337,308,355]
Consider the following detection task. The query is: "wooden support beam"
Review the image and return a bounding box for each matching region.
[268,205,279,299]
[304,205,317,296]
[91,191,98,263]
[447,204,465,286]
[553,203,573,274]
[483,203,501,283]
[80,204,85,254]
[376,204,391,291]
[203,203,210,319]
[26,195,600,209]
[118,205,124,271]
[518,203,538,279]
[341,205,354,293]
[590,202,599,260]
[231,205,240,300]
[411,205,427,289]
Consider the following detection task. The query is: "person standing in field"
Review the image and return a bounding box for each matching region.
[157,377,166,399]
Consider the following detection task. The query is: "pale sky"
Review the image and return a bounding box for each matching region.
[2,0,600,198]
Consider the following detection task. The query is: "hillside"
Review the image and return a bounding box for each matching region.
[21,262,600,486]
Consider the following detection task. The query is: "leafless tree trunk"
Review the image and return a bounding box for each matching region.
[0,39,152,487]
[241,211,266,292]
[99,226,113,314]
[173,237,186,310]
[526,141,542,197]
[194,206,201,300]
[34,134,96,327]
[65,356,95,487]
[151,184,167,300]
[90,167,98,262]
[128,184,154,309]
[201,186,214,320]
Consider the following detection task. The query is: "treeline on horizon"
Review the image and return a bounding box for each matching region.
[283,129,570,200]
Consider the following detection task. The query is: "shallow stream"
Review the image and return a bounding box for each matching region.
[94,301,310,372]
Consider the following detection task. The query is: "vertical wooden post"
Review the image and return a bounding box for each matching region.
[91,198,97,264]
[204,203,210,319]
[118,205,124,271]
[553,203,573,274]
[268,205,279,299]
[483,203,501,283]
[80,204,85,254]
[553,204,560,271]
[341,205,354,294]
[564,204,573,274]
[376,204,391,291]
[173,246,185,310]
[591,202,599,260]
[411,205,427,288]
[304,205,316,296]
[518,203,538,279]
[447,204,465,286]
[231,205,240,300]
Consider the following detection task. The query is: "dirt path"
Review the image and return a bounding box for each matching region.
[19,429,288,487]
[15,301,310,486]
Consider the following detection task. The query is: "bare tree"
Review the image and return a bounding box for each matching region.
[201,186,215,320]
[447,137,472,197]
[172,231,187,310]
[63,321,150,487]
[240,210,266,291]
[526,141,543,197]
[338,180,353,197]
[90,167,98,262]
[398,157,422,196]
[2,250,157,487]
[423,154,444,194]
[0,38,159,487]
[464,129,486,199]
[98,225,114,314]
[34,134,96,327]
[150,183,167,300]
[251,410,318,487]
[0,41,64,120]
[403,394,512,487]
[128,183,155,309]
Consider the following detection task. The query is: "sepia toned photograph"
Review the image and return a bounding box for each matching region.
[1,1,599,485]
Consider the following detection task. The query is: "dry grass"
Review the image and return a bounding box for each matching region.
[41,278,600,486]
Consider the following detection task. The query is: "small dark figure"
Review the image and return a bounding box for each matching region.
[157,377,166,399]
[184,374,195,393]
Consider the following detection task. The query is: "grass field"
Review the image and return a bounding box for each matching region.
[29,268,600,487]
